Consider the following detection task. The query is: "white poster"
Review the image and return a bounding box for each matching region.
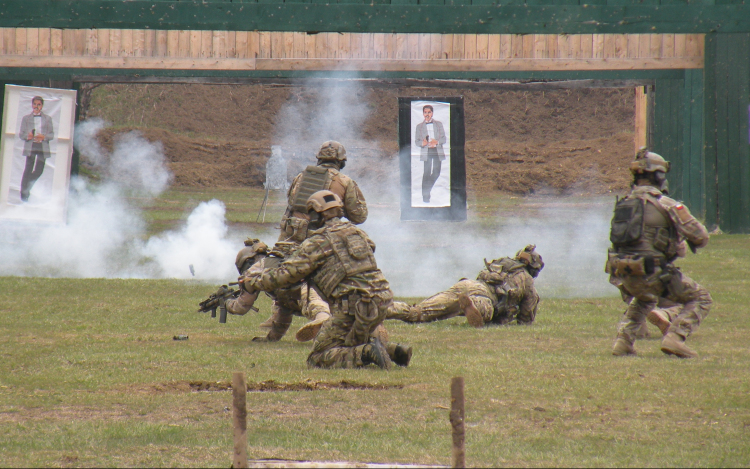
[410,100,451,207]
[0,85,77,223]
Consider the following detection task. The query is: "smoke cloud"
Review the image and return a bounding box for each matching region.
[0,119,240,281]
[269,77,616,298]
[1,86,618,300]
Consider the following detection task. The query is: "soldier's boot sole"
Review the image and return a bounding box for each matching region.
[459,293,484,328]
[660,332,698,358]
[295,314,330,342]
[647,309,671,336]
[612,337,637,356]
[391,344,412,367]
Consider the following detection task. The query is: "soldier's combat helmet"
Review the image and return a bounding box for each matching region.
[630,147,670,193]
[306,190,344,214]
[316,141,347,168]
[515,244,544,278]
[234,238,269,274]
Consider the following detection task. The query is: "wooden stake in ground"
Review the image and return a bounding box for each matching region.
[450,376,465,469]
[233,372,248,469]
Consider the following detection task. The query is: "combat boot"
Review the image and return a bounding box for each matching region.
[295,312,331,342]
[459,293,484,328]
[361,338,392,370]
[386,342,413,367]
[660,332,698,358]
[647,308,671,336]
[612,333,636,356]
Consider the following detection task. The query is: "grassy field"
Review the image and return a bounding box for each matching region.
[1,189,749,467]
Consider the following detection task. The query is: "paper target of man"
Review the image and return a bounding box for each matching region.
[0,85,77,224]
[410,100,451,207]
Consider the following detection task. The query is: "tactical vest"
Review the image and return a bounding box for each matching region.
[311,222,378,297]
[290,166,331,213]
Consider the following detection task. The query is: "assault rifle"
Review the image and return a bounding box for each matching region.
[198,283,243,324]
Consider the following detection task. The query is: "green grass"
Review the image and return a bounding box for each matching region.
[1,191,749,467]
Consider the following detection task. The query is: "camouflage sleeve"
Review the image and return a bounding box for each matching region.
[244,236,329,292]
[660,197,709,249]
[286,173,303,206]
[343,180,368,225]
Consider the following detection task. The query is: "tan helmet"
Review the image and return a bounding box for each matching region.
[630,147,670,175]
[306,190,343,214]
[515,244,544,277]
[316,141,347,163]
[234,238,268,274]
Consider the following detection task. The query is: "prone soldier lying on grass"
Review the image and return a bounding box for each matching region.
[388,245,544,328]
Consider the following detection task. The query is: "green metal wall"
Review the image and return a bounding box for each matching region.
[704,33,750,233]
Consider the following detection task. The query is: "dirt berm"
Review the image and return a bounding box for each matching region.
[88,83,636,195]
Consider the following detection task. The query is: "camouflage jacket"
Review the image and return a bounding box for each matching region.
[244,218,390,302]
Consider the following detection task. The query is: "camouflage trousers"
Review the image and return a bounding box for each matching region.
[389,279,495,325]
[307,291,392,369]
[263,282,330,341]
[618,265,712,341]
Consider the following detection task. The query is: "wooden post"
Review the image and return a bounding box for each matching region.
[635,85,648,153]
[232,372,248,469]
[450,377,465,469]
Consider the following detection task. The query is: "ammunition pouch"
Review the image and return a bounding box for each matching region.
[343,294,380,347]
[610,254,664,277]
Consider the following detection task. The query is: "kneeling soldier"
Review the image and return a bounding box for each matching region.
[241,190,411,369]
[607,149,711,358]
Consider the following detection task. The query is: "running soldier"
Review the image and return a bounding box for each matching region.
[241,190,411,369]
[607,149,711,358]
[388,245,544,327]
[256,141,368,338]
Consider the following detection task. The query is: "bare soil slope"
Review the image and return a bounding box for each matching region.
[88,83,635,195]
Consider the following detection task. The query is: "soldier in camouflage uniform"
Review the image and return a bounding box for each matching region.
[389,245,544,328]
[257,141,369,339]
[224,238,330,342]
[607,149,711,358]
[241,190,412,369]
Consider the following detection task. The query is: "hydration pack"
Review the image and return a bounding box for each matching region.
[609,196,645,246]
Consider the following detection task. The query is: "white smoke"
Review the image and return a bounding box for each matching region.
[0,119,240,281]
[269,77,617,299]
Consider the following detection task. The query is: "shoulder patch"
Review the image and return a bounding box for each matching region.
[671,203,694,223]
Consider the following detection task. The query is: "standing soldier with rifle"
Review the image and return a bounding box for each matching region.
[256,141,369,341]
[241,190,411,369]
[607,148,712,358]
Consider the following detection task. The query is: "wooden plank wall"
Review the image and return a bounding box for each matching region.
[0,29,704,71]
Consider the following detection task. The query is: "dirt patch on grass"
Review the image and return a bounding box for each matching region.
[87,84,636,196]
[140,379,404,393]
